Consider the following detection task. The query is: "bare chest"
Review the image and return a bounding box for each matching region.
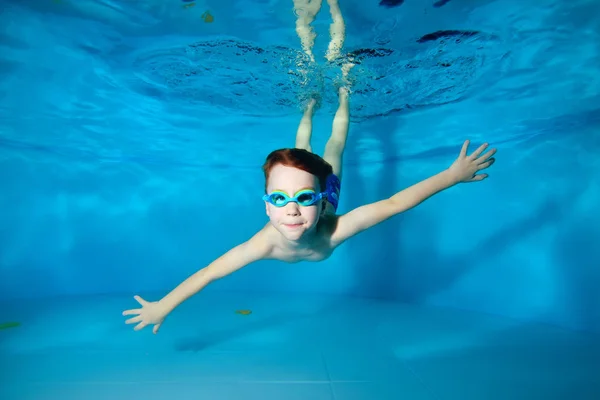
[271,242,334,263]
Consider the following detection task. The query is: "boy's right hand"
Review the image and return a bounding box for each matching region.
[122,295,168,334]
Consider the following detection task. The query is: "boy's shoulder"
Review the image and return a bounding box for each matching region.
[317,214,341,240]
[253,223,278,248]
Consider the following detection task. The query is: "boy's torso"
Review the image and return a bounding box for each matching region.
[262,215,339,263]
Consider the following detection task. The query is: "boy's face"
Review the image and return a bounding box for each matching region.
[265,164,323,242]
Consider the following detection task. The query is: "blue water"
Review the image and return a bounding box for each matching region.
[1,0,599,399]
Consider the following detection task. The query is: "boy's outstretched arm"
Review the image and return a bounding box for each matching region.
[123,229,272,333]
[330,140,496,246]
[160,230,272,312]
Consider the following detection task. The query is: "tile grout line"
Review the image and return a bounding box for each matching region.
[22,380,374,385]
[401,359,443,400]
[320,349,338,400]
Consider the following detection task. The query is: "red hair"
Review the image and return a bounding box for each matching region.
[262,148,333,192]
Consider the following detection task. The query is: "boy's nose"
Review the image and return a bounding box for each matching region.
[285,202,301,215]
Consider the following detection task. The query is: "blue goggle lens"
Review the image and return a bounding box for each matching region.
[263,190,324,207]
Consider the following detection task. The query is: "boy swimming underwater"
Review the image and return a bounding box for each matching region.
[123,0,496,334]
[122,85,496,334]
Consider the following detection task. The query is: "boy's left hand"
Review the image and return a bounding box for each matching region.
[448,140,496,184]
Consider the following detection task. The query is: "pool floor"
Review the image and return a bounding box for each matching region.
[1,292,598,399]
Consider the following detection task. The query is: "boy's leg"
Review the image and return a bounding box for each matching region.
[325,0,345,63]
[293,0,323,63]
[295,98,317,152]
[322,0,351,179]
[323,87,349,179]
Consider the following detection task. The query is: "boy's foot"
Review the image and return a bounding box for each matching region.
[303,94,322,113]
[338,86,349,105]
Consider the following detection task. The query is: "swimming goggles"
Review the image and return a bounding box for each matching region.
[263,189,327,207]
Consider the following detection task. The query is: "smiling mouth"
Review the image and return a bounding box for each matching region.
[284,223,303,228]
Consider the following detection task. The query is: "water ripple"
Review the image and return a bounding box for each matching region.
[127,31,509,121]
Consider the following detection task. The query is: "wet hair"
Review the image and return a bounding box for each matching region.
[262,148,333,192]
